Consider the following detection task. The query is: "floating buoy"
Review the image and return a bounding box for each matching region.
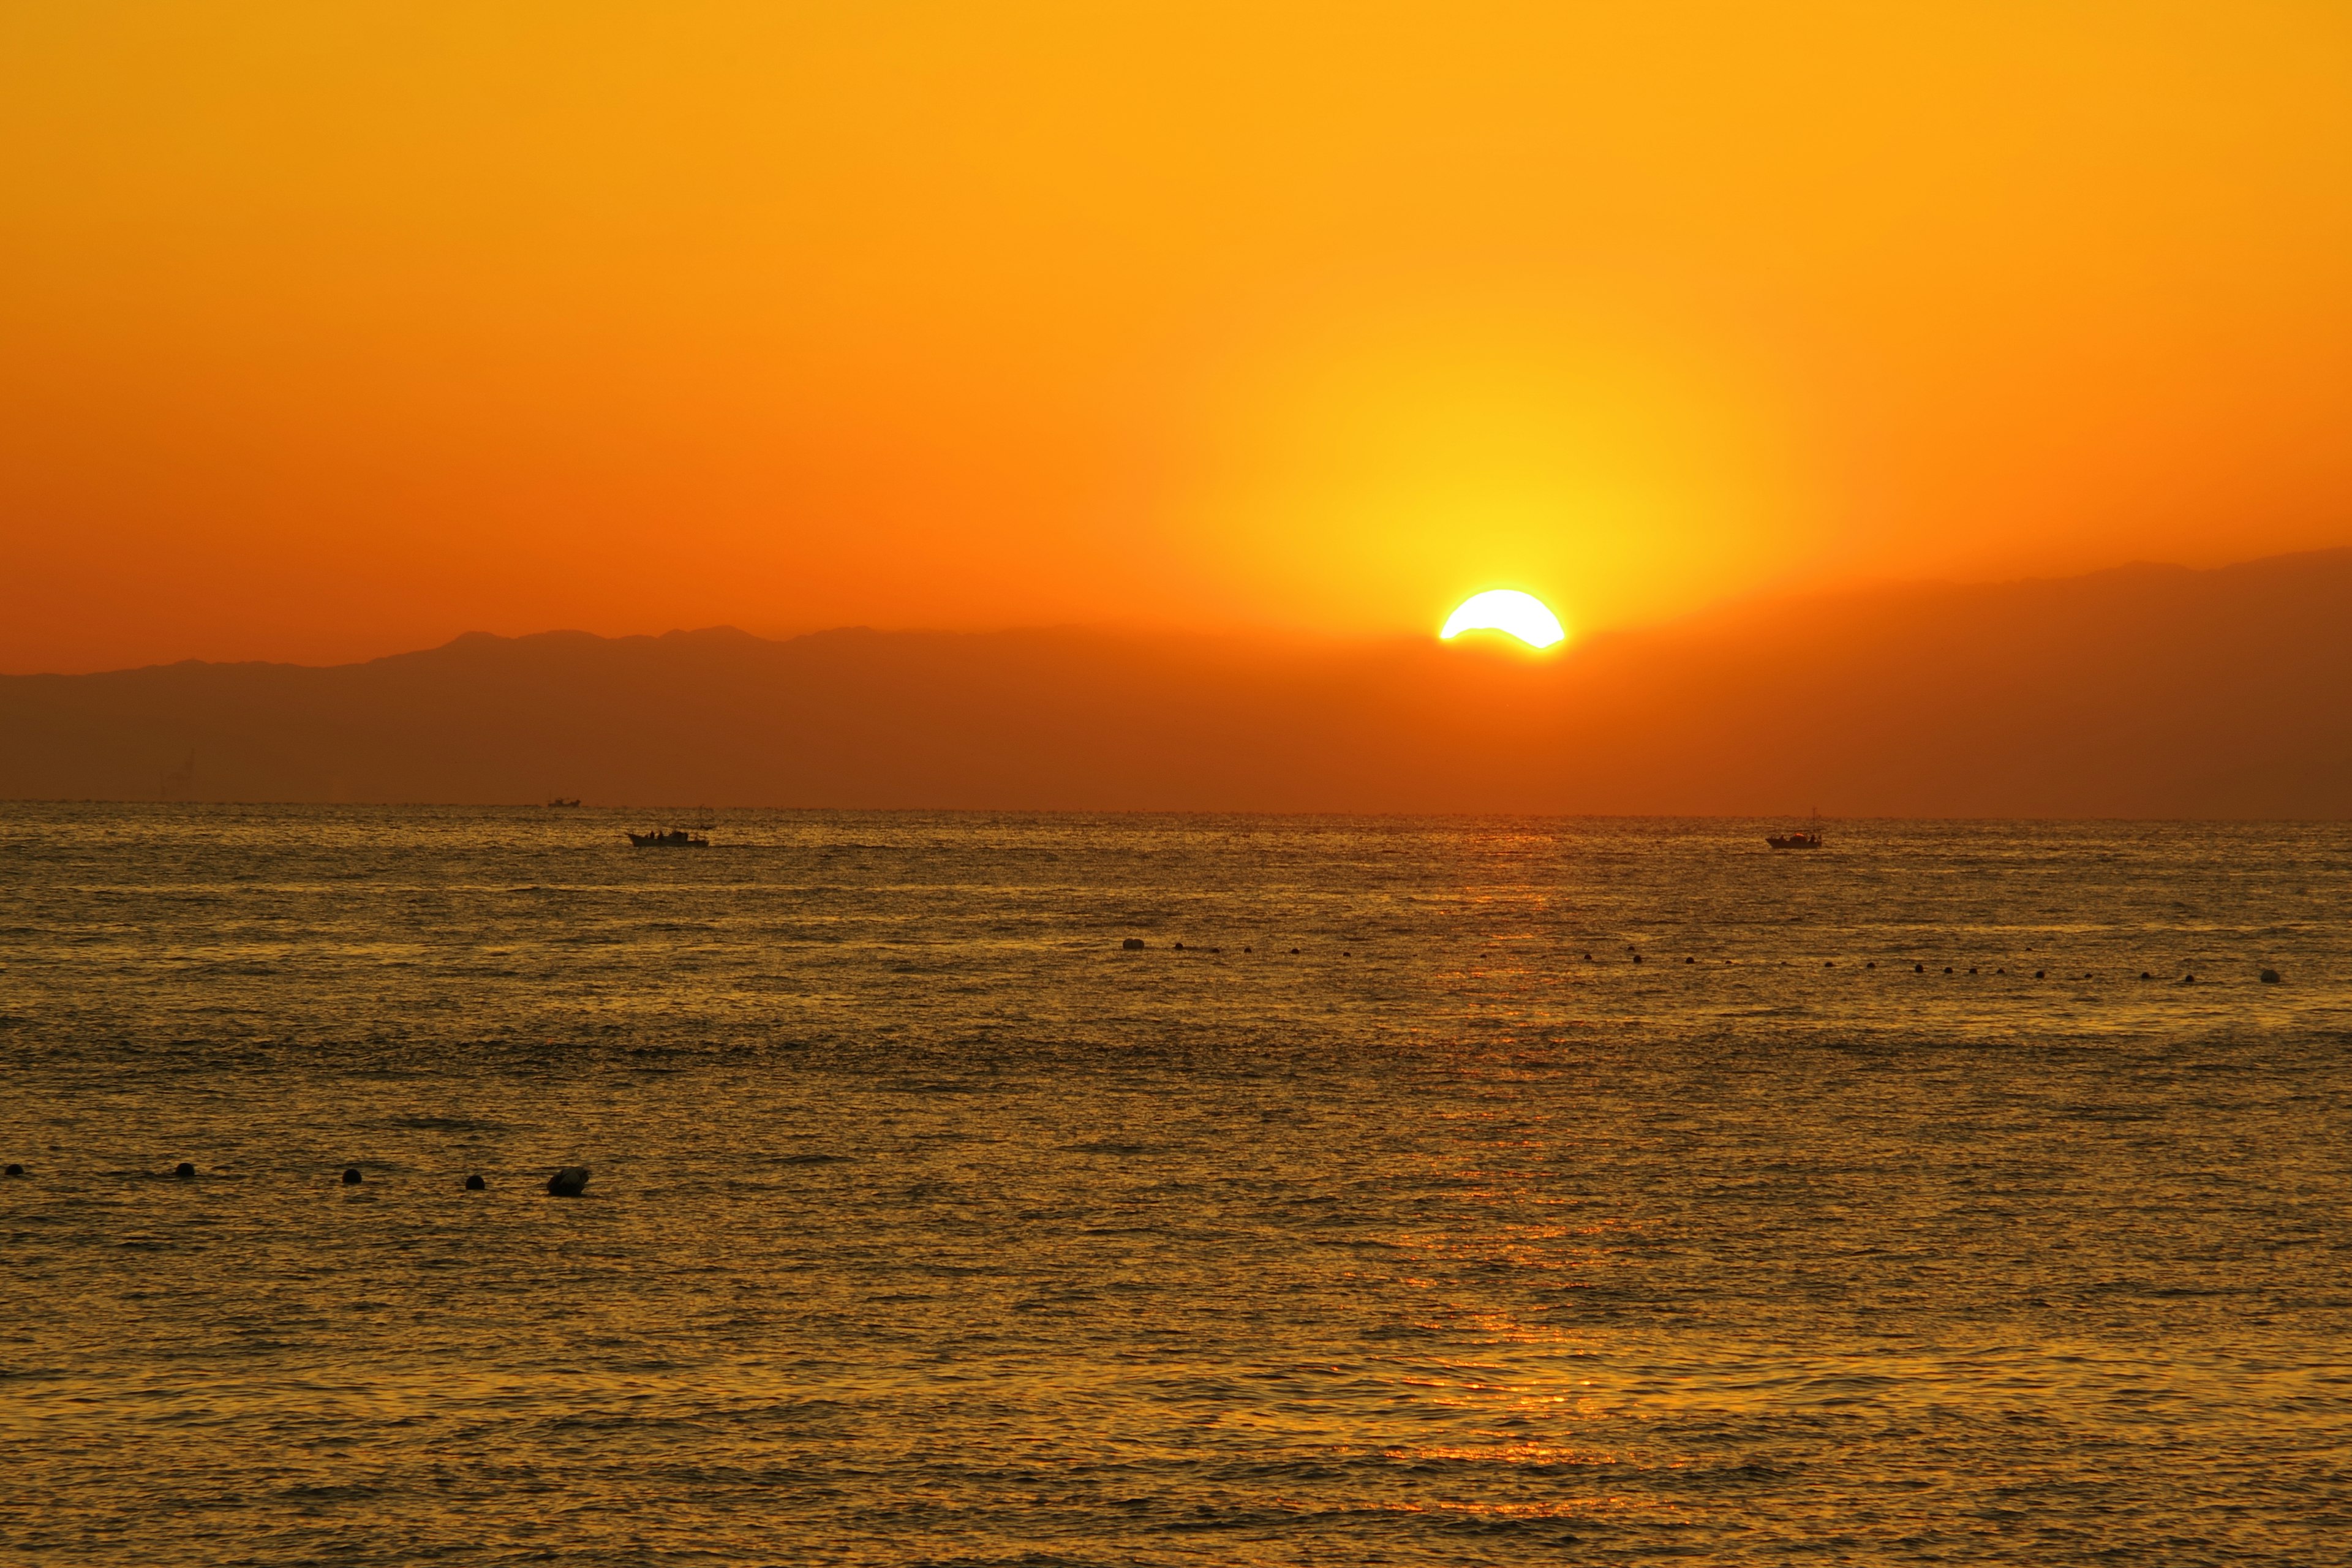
[1289,947,1300,954]
[2035,970,2046,979]
[1631,953,1643,964]
[1866,962,1876,970]
[1943,967,1953,974]
[2182,973,2196,985]
[1915,963,1924,973]
[464,1174,486,1191]
[1685,956,1695,965]
[1120,938,1144,951]
[341,1167,362,1185]
[1243,946,1253,953]
[2140,971,2153,981]
[174,1162,196,1179]
[1172,941,1186,951]
[546,1166,590,1197]
[3,1163,22,1177]
[2260,968,2281,984]
[1583,952,1593,960]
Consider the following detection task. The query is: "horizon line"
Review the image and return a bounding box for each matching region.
[12,543,2350,680]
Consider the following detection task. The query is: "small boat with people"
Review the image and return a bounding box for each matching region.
[1766,810,1825,850]
[627,826,710,848]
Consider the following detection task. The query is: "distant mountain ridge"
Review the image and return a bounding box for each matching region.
[7,549,2352,817]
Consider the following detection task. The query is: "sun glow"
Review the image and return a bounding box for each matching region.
[1441,590,1567,650]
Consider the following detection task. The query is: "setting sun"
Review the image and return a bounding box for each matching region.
[1440,590,1567,650]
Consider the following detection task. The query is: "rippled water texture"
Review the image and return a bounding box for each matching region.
[3,807,2349,1565]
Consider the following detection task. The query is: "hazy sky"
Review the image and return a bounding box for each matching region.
[5,1,2350,672]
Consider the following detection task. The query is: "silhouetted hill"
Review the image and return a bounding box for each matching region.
[8,550,2352,816]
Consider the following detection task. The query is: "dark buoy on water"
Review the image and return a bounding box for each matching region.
[1915,963,1924,973]
[2035,970,2046,979]
[2140,971,2154,980]
[1631,952,1643,964]
[1120,937,1145,951]
[174,1162,196,1179]
[2182,973,2197,985]
[547,1166,591,1197]
[342,1167,362,1185]
[4,1163,22,1177]
[464,1174,486,1191]
[2261,968,2282,984]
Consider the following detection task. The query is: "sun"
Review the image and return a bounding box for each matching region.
[1440,589,1567,649]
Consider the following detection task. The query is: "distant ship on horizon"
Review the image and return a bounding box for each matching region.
[1767,810,1824,850]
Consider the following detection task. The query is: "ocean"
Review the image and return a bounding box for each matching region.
[2,805,2347,1564]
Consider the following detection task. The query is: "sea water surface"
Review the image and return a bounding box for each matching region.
[2,807,2348,1565]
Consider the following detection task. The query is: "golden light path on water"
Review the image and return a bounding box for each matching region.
[2,806,2348,1564]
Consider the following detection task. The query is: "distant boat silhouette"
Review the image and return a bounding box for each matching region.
[548,796,581,807]
[627,827,709,848]
[1767,810,1825,850]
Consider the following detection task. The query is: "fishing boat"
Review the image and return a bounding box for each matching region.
[627,826,709,848]
[547,797,581,808]
[1766,810,1825,850]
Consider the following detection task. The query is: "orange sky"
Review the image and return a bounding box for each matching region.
[4,1,2350,673]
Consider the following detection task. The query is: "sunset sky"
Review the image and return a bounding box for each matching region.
[4,1,2350,674]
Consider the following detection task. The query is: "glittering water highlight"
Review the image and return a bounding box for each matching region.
[2,806,2348,1564]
